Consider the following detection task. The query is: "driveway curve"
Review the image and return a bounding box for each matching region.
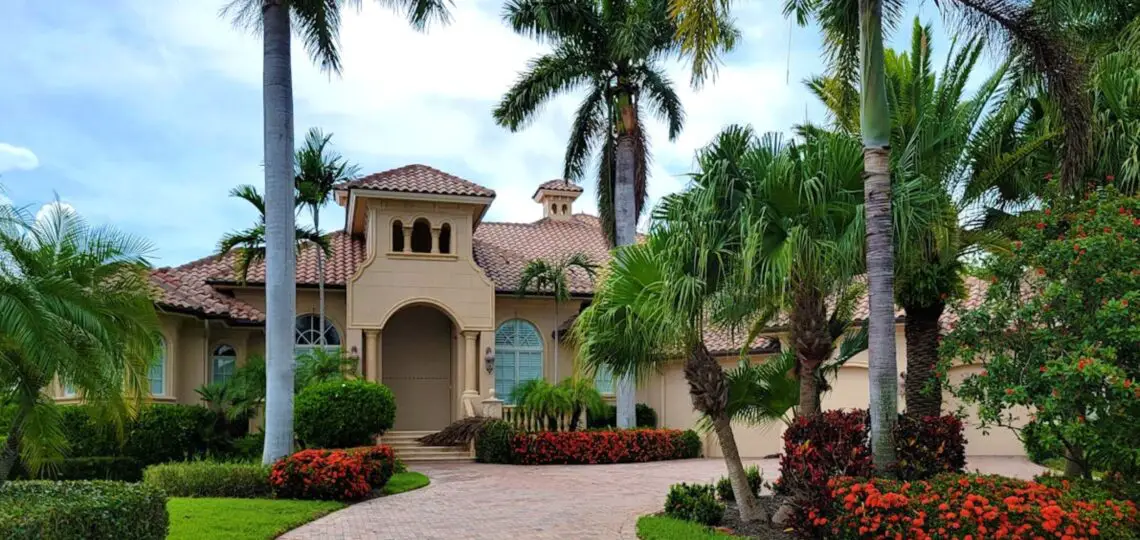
[281,457,1042,540]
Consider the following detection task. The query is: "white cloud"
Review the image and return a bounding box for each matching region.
[35,201,76,226]
[0,143,39,173]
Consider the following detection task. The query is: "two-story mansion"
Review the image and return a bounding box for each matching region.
[58,164,1023,458]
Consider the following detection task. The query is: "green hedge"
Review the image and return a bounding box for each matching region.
[474,420,514,464]
[144,461,271,498]
[0,480,168,540]
[12,457,143,482]
[54,404,215,465]
[295,380,396,448]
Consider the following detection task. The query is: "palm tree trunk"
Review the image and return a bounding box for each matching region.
[903,302,943,419]
[0,400,30,487]
[553,300,559,381]
[791,288,830,417]
[261,0,297,465]
[861,0,899,475]
[685,341,765,522]
[315,208,326,348]
[614,97,638,430]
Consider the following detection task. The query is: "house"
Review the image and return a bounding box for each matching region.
[55,164,1024,458]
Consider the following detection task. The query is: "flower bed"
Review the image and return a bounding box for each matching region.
[269,445,396,501]
[510,428,700,465]
[814,474,1140,540]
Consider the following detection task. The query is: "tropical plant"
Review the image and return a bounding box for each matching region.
[0,203,160,487]
[294,347,358,392]
[195,381,257,439]
[295,127,359,348]
[222,0,452,464]
[510,377,605,432]
[493,0,729,429]
[516,253,597,380]
[217,185,329,284]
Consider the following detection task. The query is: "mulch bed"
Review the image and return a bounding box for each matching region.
[719,495,798,540]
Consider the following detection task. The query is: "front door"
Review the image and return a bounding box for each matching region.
[382,305,453,431]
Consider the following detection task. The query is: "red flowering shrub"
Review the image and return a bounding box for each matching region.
[269,449,372,501]
[814,474,1140,540]
[510,429,698,465]
[346,445,397,489]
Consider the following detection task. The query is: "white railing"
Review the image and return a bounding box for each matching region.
[501,405,587,432]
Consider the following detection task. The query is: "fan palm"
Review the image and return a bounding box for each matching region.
[516,253,598,380]
[217,184,330,284]
[493,0,729,428]
[222,0,451,464]
[0,203,160,487]
[295,127,360,347]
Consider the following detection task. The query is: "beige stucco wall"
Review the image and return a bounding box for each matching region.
[348,198,495,333]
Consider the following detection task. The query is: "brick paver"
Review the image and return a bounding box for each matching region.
[282,457,1043,540]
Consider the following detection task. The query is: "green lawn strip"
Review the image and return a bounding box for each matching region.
[636,515,745,540]
[167,498,345,540]
[383,471,430,495]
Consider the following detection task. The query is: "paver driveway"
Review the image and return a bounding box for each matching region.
[282,457,1043,540]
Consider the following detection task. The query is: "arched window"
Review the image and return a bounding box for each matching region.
[294,314,341,360]
[392,220,405,252]
[411,218,432,253]
[149,336,167,396]
[439,223,452,254]
[212,344,237,384]
[494,319,544,403]
[561,204,569,215]
[550,203,557,215]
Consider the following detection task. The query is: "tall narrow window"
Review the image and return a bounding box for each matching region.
[391,221,405,252]
[550,203,557,215]
[594,365,614,395]
[149,336,167,396]
[439,223,452,254]
[561,204,569,214]
[411,218,432,253]
[494,319,544,403]
[212,344,237,384]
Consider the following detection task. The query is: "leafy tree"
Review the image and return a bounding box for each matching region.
[222,0,451,464]
[516,253,598,380]
[942,184,1140,479]
[493,0,730,429]
[295,128,359,348]
[217,184,329,284]
[0,204,160,487]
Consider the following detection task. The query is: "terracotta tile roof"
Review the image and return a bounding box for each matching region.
[532,179,583,198]
[473,214,611,295]
[335,164,495,198]
[205,231,366,287]
[555,312,780,356]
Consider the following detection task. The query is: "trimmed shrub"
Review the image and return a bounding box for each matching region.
[894,414,967,480]
[269,449,372,501]
[143,461,271,498]
[346,445,397,489]
[715,465,762,501]
[664,482,723,526]
[0,480,168,540]
[819,474,1140,540]
[511,429,693,465]
[637,403,658,428]
[229,432,264,461]
[475,420,514,464]
[12,456,143,482]
[677,429,702,458]
[295,380,396,449]
[123,404,214,466]
[57,405,120,457]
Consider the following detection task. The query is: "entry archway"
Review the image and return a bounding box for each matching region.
[382,304,455,431]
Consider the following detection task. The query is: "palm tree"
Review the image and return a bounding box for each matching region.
[295,127,360,348]
[217,184,329,285]
[222,0,451,464]
[516,253,598,381]
[0,203,160,487]
[493,0,728,429]
[672,0,1089,473]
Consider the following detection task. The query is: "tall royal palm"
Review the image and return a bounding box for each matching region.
[493,0,709,428]
[217,184,329,285]
[222,0,450,463]
[673,0,1089,472]
[295,127,360,348]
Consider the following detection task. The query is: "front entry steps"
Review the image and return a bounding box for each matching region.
[382,431,473,463]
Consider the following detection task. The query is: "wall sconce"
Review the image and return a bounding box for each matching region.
[484,347,495,374]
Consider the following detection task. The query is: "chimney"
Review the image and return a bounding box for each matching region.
[532,179,583,221]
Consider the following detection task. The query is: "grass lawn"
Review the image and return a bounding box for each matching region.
[636,515,744,540]
[167,498,345,540]
[383,471,430,495]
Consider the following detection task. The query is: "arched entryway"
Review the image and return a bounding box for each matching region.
[382,304,455,431]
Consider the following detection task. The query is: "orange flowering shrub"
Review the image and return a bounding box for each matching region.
[812,474,1139,539]
[269,449,372,501]
[510,429,699,465]
[345,445,397,488]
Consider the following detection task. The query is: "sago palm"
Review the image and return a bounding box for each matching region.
[494,0,728,428]
[516,253,598,380]
[222,0,451,463]
[0,203,160,487]
[217,184,329,284]
[295,127,359,347]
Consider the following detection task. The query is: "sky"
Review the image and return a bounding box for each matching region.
[0,0,960,267]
